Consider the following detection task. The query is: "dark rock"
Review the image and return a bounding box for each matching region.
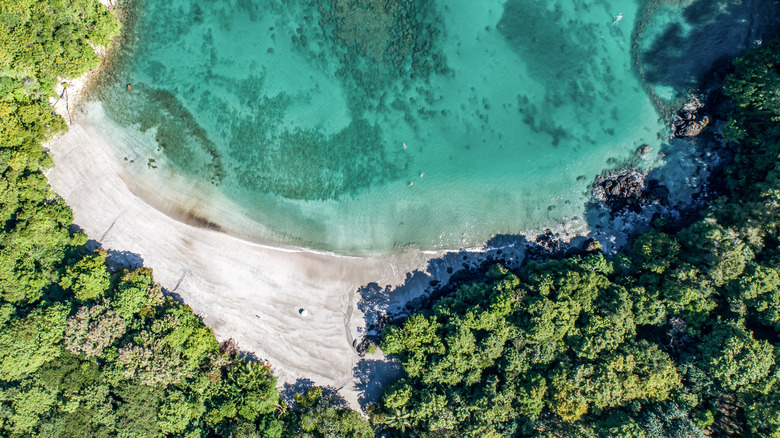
[429,280,440,287]
[646,179,670,204]
[672,96,709,138]
[592,167,647,213]
[356,338,376,357]
[636,144,651,156]
[584,239,601,252]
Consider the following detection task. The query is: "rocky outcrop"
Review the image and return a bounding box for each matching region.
[672,96,709,138]
[592,168,669,213]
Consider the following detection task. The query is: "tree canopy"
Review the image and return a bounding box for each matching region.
[3,0,780,436]
[0,1,373,436]
[374,40,780,437]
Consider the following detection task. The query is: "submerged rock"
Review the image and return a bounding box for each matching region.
[636,144,651,156]
[672,95,709,138]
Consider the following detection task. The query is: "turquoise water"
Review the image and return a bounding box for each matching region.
[93,0,672,252]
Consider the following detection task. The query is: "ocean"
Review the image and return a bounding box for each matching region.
[83,0,780,253]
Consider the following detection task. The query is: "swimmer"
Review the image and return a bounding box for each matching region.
[420,172,425,178]
[403,142,408,149]
[408,181,414,187]
[613,13,624,25]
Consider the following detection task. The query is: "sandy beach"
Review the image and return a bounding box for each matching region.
[41,0,703,405]
[45,111,451,408]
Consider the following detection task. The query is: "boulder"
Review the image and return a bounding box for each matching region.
[672,96,709,138]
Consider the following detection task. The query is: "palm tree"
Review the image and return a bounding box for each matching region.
[384,407,413,432]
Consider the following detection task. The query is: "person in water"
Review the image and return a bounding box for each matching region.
[613,13,624,25]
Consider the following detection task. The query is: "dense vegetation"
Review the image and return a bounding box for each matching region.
[3,0,780,436]
[0,1,372,436]
[374,40,780,437]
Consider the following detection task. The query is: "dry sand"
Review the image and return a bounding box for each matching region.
[43,10,445,405]
[46,113,446,408]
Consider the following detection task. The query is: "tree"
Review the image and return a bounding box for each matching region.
[723,39,780,194]
[111,268,164,319]
[640,403,706,438]
[64,302,126,358]
[699,319,776,394]
[0,304,68,380]
[548,341,679,421]
[291,387,374,438]
[632,230,681,274]
[59,251,111,302]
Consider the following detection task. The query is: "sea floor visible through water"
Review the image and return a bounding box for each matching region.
[78,0,779,254]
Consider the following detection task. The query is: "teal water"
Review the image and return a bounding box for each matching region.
[93,0,678,252]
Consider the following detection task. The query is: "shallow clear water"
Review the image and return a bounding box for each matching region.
[84,0,776,253]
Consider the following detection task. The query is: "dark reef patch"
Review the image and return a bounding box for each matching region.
[498,0,624,144]
[498,1,597,84]
[97,82,225,186]
[229,118,399,201]
[313,0,448,114]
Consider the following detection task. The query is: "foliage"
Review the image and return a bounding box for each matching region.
[290,387,375,438]
[0,303,68,380]
[0,1,372,436]
[375,40,780,436]
[4,0,780,435]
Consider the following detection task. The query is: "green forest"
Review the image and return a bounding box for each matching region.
[2,0,780,437]
[373,41,780,437]
[0,1,372,436]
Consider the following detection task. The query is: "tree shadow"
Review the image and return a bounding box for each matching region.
[640,0,780,93]
[80,234,146,272]
[352,90,734,410]
[105,249,145,271]
[280,378,316,405]
[280,378,350,409]
[357,243,532,337]
[353,358,404,409]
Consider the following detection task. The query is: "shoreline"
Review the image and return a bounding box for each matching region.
[46,106,714,407]
[48,0,126,124]
[43,0,723,410]
[46,120,450,407]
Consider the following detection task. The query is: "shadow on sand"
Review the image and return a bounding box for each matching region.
[350,84,736,411]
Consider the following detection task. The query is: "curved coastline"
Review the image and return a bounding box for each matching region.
[41,0,722,410]
[46,101,590,405]
[42,0,592,403]
[46,117,450,406]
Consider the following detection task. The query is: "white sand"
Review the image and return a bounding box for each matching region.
[46,115,443,408]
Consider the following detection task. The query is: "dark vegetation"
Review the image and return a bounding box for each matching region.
[0,1,372,436]
[372,40,780,437]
